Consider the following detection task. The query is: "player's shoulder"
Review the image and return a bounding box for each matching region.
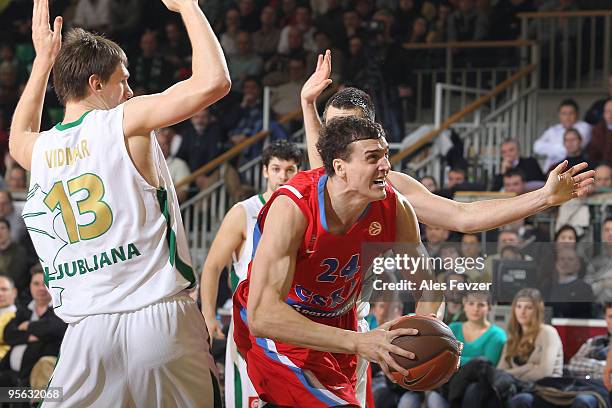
[279,167,325,200]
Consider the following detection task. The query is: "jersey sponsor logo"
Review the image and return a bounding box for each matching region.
[248,397,259,408]
[369,221,382,236]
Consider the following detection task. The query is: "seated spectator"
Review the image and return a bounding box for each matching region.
[263,26,313,86]
[498,289,563,404]
[587,98,612,165]
[556,181,590,238]
[566,301,612,380]
[533,99,592,172]
[503,169,526,195]
[270,56,307,119]
[220,8,241,56]
[461,233,486,282]
[156,129,190,203]
[489,0,536,41]
[0,276,16,359]
[427,1,452,43]
[391,0,421,40]
[237,0,260,33]
[160,20,190,74]
[584,75,612,125]
[108,0,144,44]
[437,167,467,198]
[337,9,366,54]
[419,175,438,193]
[277,5,316,55]
[0,61,19,114]
[252,6,281,60]
[71,0,111,33]
[227,31,263,91]
[6,165,26,192]
[594,163,612,191]
[427,291,507,408]
[0,218,27,294]
[424,225,450,257]
[554,224,579,247]
[542,246,594,318]
[447,0,489,43]
[131,31,172,94]
[0,191,26,244]
[309,30,343,83]
[442,272,467,325]
[585,217,612,304]
[548,128,593,173]
[0,269,66,387]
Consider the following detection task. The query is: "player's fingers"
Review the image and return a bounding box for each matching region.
[573,169,595,182]
[315,53,323,71]
[378,360,393,381]
[388,344,415,360]
[42,0,50,27]
[567,161,588,176]
[314,79,332,93]
[325,49,332,72]
[551,160,568,177]
[53,16,62,39]
[390,328,419,338]
[383,353,409,377]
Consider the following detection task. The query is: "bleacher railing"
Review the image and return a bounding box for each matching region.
[519,10,612,90]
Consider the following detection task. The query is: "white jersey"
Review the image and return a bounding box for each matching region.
[23,105,194,323]
[229,193,265,292]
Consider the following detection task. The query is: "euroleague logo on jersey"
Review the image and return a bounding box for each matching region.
[369,221,382,236]
[248,397,259,408]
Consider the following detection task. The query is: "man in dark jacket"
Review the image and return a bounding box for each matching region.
[493,139,545,190]
[0,268,66,386]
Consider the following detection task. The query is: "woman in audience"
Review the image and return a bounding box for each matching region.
[427,291,507,408]
[498,288,565,407]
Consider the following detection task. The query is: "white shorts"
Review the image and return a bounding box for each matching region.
[40,293,221,408]
[355,317,370,408]
[225,320,258,408]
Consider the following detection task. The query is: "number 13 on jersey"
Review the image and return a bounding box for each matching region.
[43,173,113,243]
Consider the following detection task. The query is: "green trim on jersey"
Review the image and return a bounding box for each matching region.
[234,363,243,406]
[257,193,266,205]
[55,110,92,131]
[156,187,196,289]
[230,268,240,293]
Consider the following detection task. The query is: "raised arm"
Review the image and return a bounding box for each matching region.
[301,50,332,169]
[9,0,63,170]
[248,195,417,378]
[200,203,245,342]
[123,0,230,136]
[389,161,594,233]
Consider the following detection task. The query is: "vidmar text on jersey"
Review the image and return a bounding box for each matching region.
[42,242,142,283]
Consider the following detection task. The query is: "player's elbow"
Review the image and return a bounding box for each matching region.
[247,301,274,338]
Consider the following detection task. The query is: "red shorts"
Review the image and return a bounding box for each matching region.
[233,303,360,407]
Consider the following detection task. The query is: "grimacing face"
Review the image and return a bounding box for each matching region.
[337,138,390,202]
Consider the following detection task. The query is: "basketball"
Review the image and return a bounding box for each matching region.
[388,315,461,391]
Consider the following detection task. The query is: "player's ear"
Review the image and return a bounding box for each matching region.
[262,164,269,180]
[332,158,345,178]
[88,74,103,93]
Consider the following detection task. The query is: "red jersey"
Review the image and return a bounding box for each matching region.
[234,167,397,324]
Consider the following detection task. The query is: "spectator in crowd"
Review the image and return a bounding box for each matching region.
[461,233,487,282]
[0,269,66,387]
[160,20,191,74]
[227,31,263,91]
[498,289,564,402]
[587,98,612,165]
[533,99,592,172]
[391,0,422,40]
[310,31,343,83]
[338,9,365,53]
[0,61,19,115]
[279,0,298,27]
[5,166,26,191]
[278,5,316,55]
[567,301,612,380]
[447,0,489,42]
[237,0,260,33]
[263,26,313,86]
[0,276,16,359]
[220,8,241,55]
[442,272,468,325]
[0,218,27,295]
[585,217,612,304]
[554,224,579,247]
[584,75,612,125]
[556,170,590,237]
[0,191,26,244]
[490,0,536,41]
[548,128,593,173]
[594,163,612,191]
[542,246,594,318]
[427,1,453,42]
[270,56,307,119]
[177,108,225,191]
[313,0,344,39]
[493,139,545,191]
[438,167,467,198]
[419,175,438,193]
[108,0,144,43]
[252,6,281,60]
[72,0,111,33]
[156,129,190,203]
[503,169,526,195]
[424,225,450,256]
[427,291,507,408]
[131,30,172,94]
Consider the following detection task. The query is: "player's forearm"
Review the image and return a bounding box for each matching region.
[179,2,230,92]
[199,265,223,320]
[301,100,324,168]
[249,298,358,354]
[9,58,51,142]
[457,189,549,233]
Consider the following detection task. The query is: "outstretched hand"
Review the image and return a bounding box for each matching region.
[300,49,332,104]
[543,161,595,206]
[32,0,62,65]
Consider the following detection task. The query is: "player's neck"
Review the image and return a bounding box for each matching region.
[324,178,370,232]
[63,98,106,123]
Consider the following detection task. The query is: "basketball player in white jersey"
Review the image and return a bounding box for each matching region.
[10,0,230,406]
[200,140,302,408]
[301,51,594,406]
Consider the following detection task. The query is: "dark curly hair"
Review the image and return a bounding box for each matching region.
[317,116,385,175]
[323,87,375,122]
[262,140,302,168]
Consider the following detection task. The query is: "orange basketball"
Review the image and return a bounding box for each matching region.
[388,315,461,391]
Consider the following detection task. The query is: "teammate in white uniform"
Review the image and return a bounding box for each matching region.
[10,0,231,406]
[301,51,594,406]
[200,140,302,408]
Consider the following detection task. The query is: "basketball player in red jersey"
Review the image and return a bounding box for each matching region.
[233,117,441,407]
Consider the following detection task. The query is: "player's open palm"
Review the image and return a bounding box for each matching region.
[300,49,332,104]
[32,0,62,64]
[356,317,418,382]
[161,0,197,13]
